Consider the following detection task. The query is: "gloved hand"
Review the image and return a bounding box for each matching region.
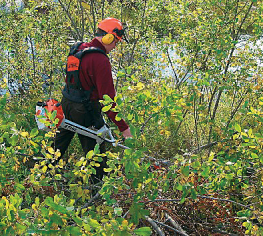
[122,127,133,139]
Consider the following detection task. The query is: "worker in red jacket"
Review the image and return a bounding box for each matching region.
[54,18,132,183]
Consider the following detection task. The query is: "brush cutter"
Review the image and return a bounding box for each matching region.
[35,98,129,149]
[35,99,172,169]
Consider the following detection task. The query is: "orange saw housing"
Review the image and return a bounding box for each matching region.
[36,99,64,129]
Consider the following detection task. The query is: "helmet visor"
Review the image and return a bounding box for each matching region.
[113,27,129,43]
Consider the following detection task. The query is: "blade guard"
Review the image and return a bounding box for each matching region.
[35,99,65,131]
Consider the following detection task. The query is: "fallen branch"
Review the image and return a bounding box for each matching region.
[143,195,251,210]
[82,192,101,208]
[183,141,218,156]
[183,131,239,157]
[165,212,189,236]
[197,195,251,209]
[151,217,189,235]
[143,198,181,205]
[145,216,165,236]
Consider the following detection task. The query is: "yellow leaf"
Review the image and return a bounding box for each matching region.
[21,132,29,137]
[136,82,145,90]
[59,159,64,167]
[102,104,112,112]
[81,2,90,10]
[115,115,121,121]
[42,166,47,173]
[196,62,202,68]
[122,220,128,226]
[32,203,37,211]
[55,150,61,158]
[46,153,52,159]
[48,147,55,154]
[141,135,146,142]
[40,161,46,166]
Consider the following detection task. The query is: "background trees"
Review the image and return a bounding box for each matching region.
[0,0,263,235]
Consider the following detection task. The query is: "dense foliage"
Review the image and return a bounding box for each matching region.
[1,0,263,235]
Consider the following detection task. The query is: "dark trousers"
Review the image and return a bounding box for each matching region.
[54,96,107,182]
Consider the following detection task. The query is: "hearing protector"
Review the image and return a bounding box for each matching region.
[97,28,125,45]
[102,34,115,45]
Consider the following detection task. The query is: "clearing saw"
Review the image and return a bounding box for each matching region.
[35,98,129,149]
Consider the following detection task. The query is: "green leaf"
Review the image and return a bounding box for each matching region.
[237,209,252,217]
[51,213,64,226]
[3,132,9,139]
[134,227,152,236]
[126,67,132,74]
[191,189,197,199]
[50,110,57,121]
[130,125,136,137]
[201,166,210,177]
[94,144,100,155]
[192,161,201,168]
[129,203,149,225]
[115,114,121,121]
[45,197,54,206]
[30,128,39,138]
[116,97,123,105]
[10,135,18,146]
[127,113,133,120]
[67,226,82,236]
[181,166,190,177]
[114,207,123,216]
[102,104,112,112]
[251,152,258,159]
[103,94,114,103]
[234,123,241,133]
[6,226,15,235]
[18,210,27,219]
[176,184,183,191]
[14,183,25,192]
[103,168,112,172]
[15,223,27,232]
[88,219,100,228]
[45,197,68,214]
[41,207,49,217]
[117,70,125,78]
[73,216,83,226]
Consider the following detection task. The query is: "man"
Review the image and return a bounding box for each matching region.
[54,17,132,182]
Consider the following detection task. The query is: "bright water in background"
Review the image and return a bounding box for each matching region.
[1,1,263,93]
[157,35,263,82]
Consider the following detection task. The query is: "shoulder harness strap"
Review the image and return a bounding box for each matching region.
[66,44,107,90]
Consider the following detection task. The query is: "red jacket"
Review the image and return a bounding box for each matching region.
[66,38,128,132]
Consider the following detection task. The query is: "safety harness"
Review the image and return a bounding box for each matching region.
[62,42,108,129]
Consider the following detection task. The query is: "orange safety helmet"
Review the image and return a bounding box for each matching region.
[98,17,124,41]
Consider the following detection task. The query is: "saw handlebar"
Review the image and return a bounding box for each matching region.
[60,118,129,149]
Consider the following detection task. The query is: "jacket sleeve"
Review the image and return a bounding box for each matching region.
[92,55,129,132]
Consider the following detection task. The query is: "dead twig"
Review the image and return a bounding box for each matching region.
[165,212,189,236]
[197,195,251,209]
[145,216,165,236]
[150,217,190,235]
